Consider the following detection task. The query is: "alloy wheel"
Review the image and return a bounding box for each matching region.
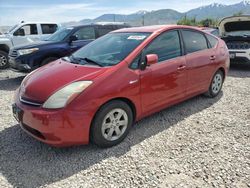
[101,108,128,141]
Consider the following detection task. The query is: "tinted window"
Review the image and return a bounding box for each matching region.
[206,34,218,48]
[16,24,38,35]
[145,30,181,62]
[182,30,208,53]
[98,27,114,37]
[41,24,58,34]
[73,27,95,40]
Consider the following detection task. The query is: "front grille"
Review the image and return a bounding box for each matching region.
[21,123,46,140]
[9,49,19,58]
[20,96,42,107]
[226,41,250,50]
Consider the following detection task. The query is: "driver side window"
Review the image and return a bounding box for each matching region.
[73,27,96,40]
[14,24,38,36]
[144,30,181,63]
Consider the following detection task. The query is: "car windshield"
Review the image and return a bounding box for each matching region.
[71,32,151,67]
[46,27,73,42]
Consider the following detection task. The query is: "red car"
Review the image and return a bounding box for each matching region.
[12,25,230,147]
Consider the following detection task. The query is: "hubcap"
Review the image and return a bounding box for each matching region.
[212,73,222,94]
[101,108,128,141]
[0,55,7,67]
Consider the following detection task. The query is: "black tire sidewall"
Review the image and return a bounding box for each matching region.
[0,51,9,69]
[91,100,133,148]
[209,70,224,97]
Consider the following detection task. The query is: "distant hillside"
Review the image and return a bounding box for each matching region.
[63,1,250,26]
[186,1,250,20]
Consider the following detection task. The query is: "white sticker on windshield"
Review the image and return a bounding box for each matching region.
[127,35,146,40]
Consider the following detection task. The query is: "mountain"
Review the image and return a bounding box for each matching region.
[187,1,250,20]
[62,1,250,26]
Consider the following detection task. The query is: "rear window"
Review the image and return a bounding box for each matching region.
[41,24,58,34]
[206,34,218,48]
[182,30,208,53]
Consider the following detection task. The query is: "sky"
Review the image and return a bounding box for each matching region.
[0,0,245,26]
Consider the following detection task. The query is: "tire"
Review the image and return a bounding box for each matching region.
[91,100,133,148]
[41,57,58,66]
[0,50,9,69]
[204,70,224,98]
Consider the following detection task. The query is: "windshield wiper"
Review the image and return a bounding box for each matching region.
[73,57,104,67]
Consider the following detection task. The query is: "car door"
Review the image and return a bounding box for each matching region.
[12,24,39,46]
[139,30,187,113]
[69,26,96,53]
[181,29,215,95]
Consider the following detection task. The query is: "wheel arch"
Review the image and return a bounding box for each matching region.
[0,44,10,53]
[89,97,137,137]
[217,67,226,80]
[39,53,61,66]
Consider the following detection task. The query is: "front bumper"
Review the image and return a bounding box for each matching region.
[9,57,32,72]
[229,49,250,63]
[13,94,93,147]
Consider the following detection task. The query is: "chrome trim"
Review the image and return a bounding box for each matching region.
[20,96,42,106]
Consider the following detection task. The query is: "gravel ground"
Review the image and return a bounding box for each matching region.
[0,64,249,188]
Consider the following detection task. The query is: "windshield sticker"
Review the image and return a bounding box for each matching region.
[127,35,146,40]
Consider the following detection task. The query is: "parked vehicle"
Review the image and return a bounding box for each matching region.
[200,27,219,37]
[219,15,250,63]
[0,21,60,69]
[9,23,130,72]
[12,25,230,148]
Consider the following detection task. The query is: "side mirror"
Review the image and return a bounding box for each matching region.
[146,54,158,66]
[140,54,158,70]
[14,28,25,36]
[69,35,78,43]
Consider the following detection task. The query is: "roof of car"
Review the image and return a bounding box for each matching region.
[65,23,129,29]
[112,25,200,33]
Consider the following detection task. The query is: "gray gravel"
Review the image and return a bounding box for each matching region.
[0,64,250,188]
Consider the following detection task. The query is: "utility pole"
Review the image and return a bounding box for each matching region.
[142,15,145,26]
[113,14,116,22]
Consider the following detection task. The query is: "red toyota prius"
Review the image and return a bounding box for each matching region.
[12,25,230,147]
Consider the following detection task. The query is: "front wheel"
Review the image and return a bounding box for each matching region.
[91,100,133,148]
[204,70,224,98]
[0,50,9,69]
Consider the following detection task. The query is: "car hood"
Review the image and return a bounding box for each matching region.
[219,16,250,36]
[14,40,56,50]
[20,59,108,103]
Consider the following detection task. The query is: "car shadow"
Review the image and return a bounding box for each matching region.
[228,63,250,78]
[0,76,25,91]
[0,92,223,188]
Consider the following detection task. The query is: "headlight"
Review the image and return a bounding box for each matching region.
[43,81,93,109]
[18,48,39,55]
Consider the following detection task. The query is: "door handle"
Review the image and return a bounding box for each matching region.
[177,65,186,71]
[210,55,216,60]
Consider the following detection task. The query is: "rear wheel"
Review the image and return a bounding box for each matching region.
[91,100,133,148]
[41,57,58,66]
[204,70,224,98]
[0,50,9,69]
